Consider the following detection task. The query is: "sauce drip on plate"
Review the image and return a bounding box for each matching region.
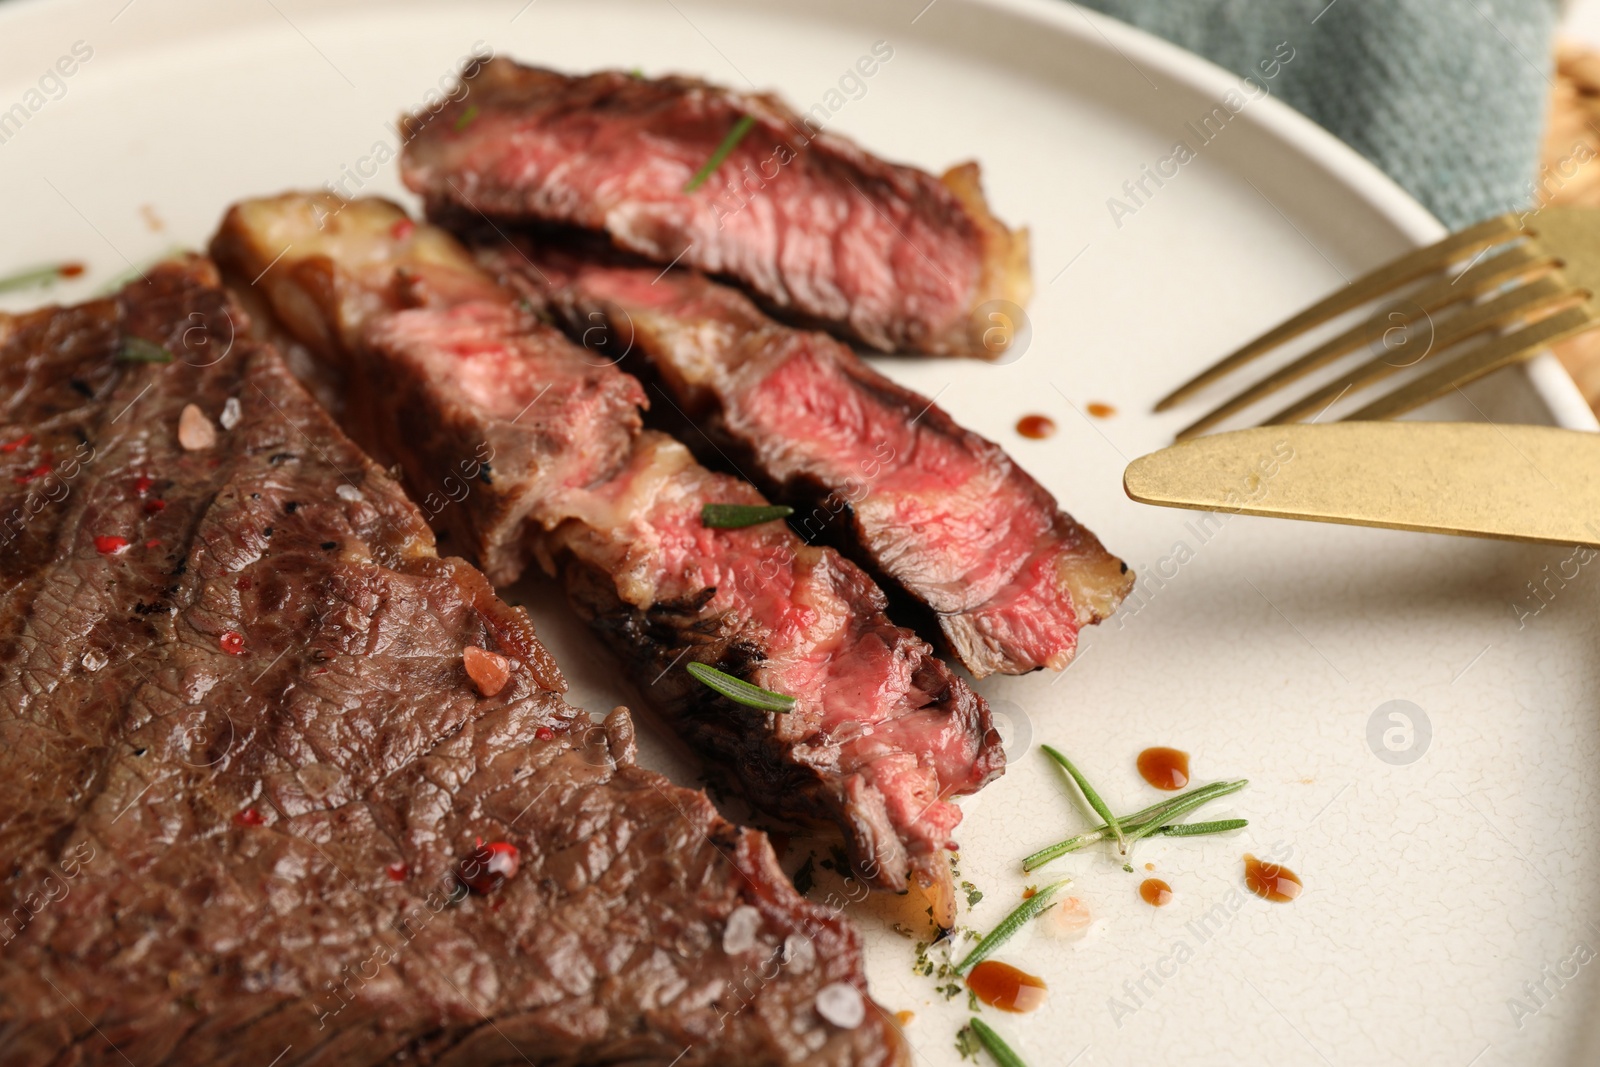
[1137,746,1190,791]
[965,960,1048,1013]
[1139,877,1173,907]
[1085,401,1116,418]
[1015,414,1056,439]
[1244,853,1302,902]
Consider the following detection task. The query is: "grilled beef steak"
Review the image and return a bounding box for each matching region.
[478,245,1134,677]
[0,259,907,1065]
[400,59,1031,359]
[210,195,1002,917]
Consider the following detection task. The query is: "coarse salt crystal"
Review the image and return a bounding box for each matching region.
[336,484,363,502]
[82,650,107,672]
[814,982,864,1029]
[177,404,216,450]
[219,397,241,430]
[721,905,762,955]
[782,932,816,972]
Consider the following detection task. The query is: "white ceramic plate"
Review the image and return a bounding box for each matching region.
[4,1,1599,1064]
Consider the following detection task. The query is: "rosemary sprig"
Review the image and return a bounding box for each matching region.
[454,104,481,132]
[117,337,173,364]
[968,1018,1030,1067]
[701,502,793,528]
[1041,745,1125,854]
[0,263,75,295]
[953,878,1068,975]
[1021,778,1248,872]
[685,662,795,713]
[683,114,757,193]
[1158,818,1248,837]
[1121,783,1248,848]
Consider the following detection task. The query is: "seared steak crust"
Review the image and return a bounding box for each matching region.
[401,59,1031,358]
[0,261,905,1066]
[478,246,1133,676]
[210,195,1002,913]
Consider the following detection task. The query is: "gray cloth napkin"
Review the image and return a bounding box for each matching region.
[1077,0,1561,228]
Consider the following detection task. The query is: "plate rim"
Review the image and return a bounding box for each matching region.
[974,0,1600,433]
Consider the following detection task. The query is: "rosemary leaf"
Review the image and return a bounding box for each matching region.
[1157,818,1248,837]
[953,878,1068,975]
[1040,745,1126,854]
[1120,781,1248,849]
[968,1018,1030,1067]
[1018,829,1108,871]
[701,502,794,529]
[0,263,73,295]
[118,337,173,364]
[683,115,757,193]
[1126,779,1248,829]
[685,661,795,713]
[1021,778,1248,872]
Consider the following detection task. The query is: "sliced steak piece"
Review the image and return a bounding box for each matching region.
[210,194,1002,917]
[0,259,906,1066]
[400,59,1031,359]
[210,195,645,586]
[541,429,999,902]
[480,245,1135,677]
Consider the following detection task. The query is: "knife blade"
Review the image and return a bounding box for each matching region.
[1123,422,1600,547]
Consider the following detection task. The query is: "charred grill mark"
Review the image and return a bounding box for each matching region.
[651,584,719,616]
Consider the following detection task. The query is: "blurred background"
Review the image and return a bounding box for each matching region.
[1534,1,1600,404]
[1081,0,1600,413]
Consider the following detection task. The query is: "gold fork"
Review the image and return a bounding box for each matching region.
[1156,206,1600,439]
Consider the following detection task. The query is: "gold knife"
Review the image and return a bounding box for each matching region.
[1123,422,1600,547]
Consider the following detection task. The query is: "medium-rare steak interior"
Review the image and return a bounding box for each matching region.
[209,194,1003,921]
[478,244,1135,677]
[401,59,1031,359]
[0,259,907,1065]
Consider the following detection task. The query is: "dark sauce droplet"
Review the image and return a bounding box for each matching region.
[1244,853,1302,903]
[1086,401,1116,418]
[58,263,86,279]
[1137,746,1190,791]
[965,960,1048,1013]
[1139,878,1173,907]
[1015,414,1056,440]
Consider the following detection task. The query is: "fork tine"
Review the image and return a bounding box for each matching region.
[1154,213,1525,412]
[1259,276,1578,426]
[1345,305,1598,421]
[1174,244,1553,439]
